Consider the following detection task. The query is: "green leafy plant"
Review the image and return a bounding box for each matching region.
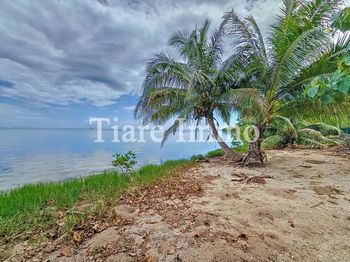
[305,53,350,103]
[332,7,350,32]
[304,6,350,103]
[222,0,350,165]
[112,151,137,174]
[262,117,340,149]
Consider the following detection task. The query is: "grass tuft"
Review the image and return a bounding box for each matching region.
[205,143,249,158]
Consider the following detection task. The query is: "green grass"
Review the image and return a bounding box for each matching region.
[0,143,249,243]
[205,143,249,158]
[0,160,190,242]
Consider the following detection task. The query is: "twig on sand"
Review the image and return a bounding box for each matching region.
[231,173,248,182]
[310,202,324,208]
[231,173,274,184]
[281,210,295,228]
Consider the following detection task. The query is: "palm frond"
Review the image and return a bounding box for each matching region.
[207,20,226,69]
[304,122,341,136]
[144,53,192,92]
[274,115,298,138]
[262,135,284,148]
[168,31,190,53]
[278,97,350,125]
[298,137,326,148]
[245,16,268,66]
[215,103,232,126]
[161,119,181,147]
[269,0,300,63]
[270,29,331,95]
[223,10,257,53]
[225,88,267,122]
[224,11,269,84]
[134,87,187,124]
[280,31,350,97]
[298,128,339,146]
[298,0,344,28]
[169,29,199,63]
[161,116,193,147]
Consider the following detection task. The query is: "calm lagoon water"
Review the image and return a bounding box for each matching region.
[0,129,219,191]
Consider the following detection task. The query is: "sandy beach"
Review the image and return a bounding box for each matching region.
[5,149,350,262]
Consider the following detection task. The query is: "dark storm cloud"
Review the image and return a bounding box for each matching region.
[0,0,282,107]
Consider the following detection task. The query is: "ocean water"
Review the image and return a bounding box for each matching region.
[0,129,219,191]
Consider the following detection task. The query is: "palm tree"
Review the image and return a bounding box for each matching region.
[223,0,350,165]
[134,19,242,160]
[262,117,341,149]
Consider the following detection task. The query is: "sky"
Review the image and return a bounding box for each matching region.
[0,0,284,128]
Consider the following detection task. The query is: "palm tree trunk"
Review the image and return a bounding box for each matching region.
[242,125,266,166]
[207,116,241,161]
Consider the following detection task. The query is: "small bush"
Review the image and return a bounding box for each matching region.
[112,151,137,174]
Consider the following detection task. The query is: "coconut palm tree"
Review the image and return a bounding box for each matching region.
[134,19,242,160]
[223,0,350,165]
[262,117,341,149]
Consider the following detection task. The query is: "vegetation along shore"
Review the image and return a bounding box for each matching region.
[1,0,350,261]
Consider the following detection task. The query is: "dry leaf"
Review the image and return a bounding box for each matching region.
[145,253,156,262]
[237,242,248,251]
[60,247,72,257]
[58,211,65,219]
[288,220,295,228]
[73,231,81,243]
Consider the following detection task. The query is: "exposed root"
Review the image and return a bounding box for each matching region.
[225,154,244,163]
[241,151,267,167]
[241,141,267,166]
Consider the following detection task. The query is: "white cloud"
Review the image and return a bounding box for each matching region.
[0,0,282,108]
[124,105,136,111]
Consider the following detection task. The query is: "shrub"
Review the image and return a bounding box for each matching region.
[112,151,137,174]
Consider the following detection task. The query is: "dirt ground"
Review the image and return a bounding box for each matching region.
[4,149,350,262]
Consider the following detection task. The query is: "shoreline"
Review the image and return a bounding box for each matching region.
[0,159,191,243]
[0,145,247,245]
[0,144,248,194]
[1,148,349,261]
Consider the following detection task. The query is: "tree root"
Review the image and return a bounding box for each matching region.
[241,151,267,167]
[231,173,273,184]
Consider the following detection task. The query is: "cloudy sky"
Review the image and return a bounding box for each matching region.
[0,0,283,128]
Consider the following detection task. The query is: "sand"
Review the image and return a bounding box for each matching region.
[5,149,350,262]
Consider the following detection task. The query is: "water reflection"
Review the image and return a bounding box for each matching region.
[0,129,219,191]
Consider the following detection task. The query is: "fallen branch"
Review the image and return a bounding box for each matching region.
[231,174,274,184]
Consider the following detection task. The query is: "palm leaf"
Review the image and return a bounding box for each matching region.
[262,135,284,148]
[278,97,350,125]
[298,128,339,146]
[270,29,331,94]
[304,122,341,136]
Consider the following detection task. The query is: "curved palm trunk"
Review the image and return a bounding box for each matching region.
[242,125,266,166]
[207,116,241,161]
